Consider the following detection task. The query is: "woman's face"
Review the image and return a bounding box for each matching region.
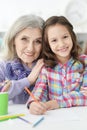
[47,24,73,64]
[14,28,42,67]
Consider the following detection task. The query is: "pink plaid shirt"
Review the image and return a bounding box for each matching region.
[28,54,87,108]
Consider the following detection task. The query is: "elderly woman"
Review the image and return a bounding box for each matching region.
[0,14,44,104]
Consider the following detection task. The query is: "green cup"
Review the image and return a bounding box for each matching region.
[0,92,8,115]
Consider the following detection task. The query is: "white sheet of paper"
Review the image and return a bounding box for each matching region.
[44,108,80,123]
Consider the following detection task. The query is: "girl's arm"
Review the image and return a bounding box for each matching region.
[28,65,87,110]
[54,71,87,108]
[55,56,87,108]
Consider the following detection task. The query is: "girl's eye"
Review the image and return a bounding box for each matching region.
[63,35,68,38]
[51,39,57,42]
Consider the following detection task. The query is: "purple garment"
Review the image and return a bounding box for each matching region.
[0,58,35,104]
[6,58,31,80]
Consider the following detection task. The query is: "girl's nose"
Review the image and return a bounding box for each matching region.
[59,39,64,46]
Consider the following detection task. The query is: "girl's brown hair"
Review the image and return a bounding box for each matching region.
[42,16,82,68]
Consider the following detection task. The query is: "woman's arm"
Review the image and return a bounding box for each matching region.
[0,59,44,100]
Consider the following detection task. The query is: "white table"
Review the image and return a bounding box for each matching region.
[0,104,87,130]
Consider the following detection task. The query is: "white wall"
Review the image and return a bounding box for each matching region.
[0,0,71,31]
[0,0,87,33]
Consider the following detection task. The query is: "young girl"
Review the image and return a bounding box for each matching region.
[28,16,87,115]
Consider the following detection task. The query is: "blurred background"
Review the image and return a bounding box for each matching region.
[0,0,87,48]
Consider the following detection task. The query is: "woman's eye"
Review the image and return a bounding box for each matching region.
[35,40,42,44]
[21,37,27,41]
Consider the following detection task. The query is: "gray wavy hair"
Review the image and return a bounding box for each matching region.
[1,14,44,60]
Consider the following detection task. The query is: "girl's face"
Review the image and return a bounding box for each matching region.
[47,24,73,64]
[14,28,42,67]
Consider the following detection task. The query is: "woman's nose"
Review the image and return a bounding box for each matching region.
[27,42,34,51]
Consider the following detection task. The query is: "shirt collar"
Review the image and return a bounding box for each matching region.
[55,57,75,70]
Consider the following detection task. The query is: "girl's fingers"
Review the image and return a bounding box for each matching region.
[39,102,48,110]
[30,102,47,115]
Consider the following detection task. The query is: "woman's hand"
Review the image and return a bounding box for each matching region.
[0,80,11,92]
[29,101,47,115]
[27,59,44,85]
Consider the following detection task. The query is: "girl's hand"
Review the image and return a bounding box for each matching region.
[29,101,47,115]
[45,100,59,110]
[27,59,44,85]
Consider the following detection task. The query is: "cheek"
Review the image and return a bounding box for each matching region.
[50,44,56,51]
[14,39,24,48]
[70,41,73,49]
[66,39,73,47]
[36,46,42,53]
[15,45,23,55]
[15,48,20,56]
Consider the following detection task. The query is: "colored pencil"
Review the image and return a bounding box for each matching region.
[25,87,46,114]
[18,117,31,124]
[0,113,25,122]
[24,87,38,103]
[32,116,44,127]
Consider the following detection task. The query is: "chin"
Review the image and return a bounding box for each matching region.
[60,54,70,58]
[23,60,31,64]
